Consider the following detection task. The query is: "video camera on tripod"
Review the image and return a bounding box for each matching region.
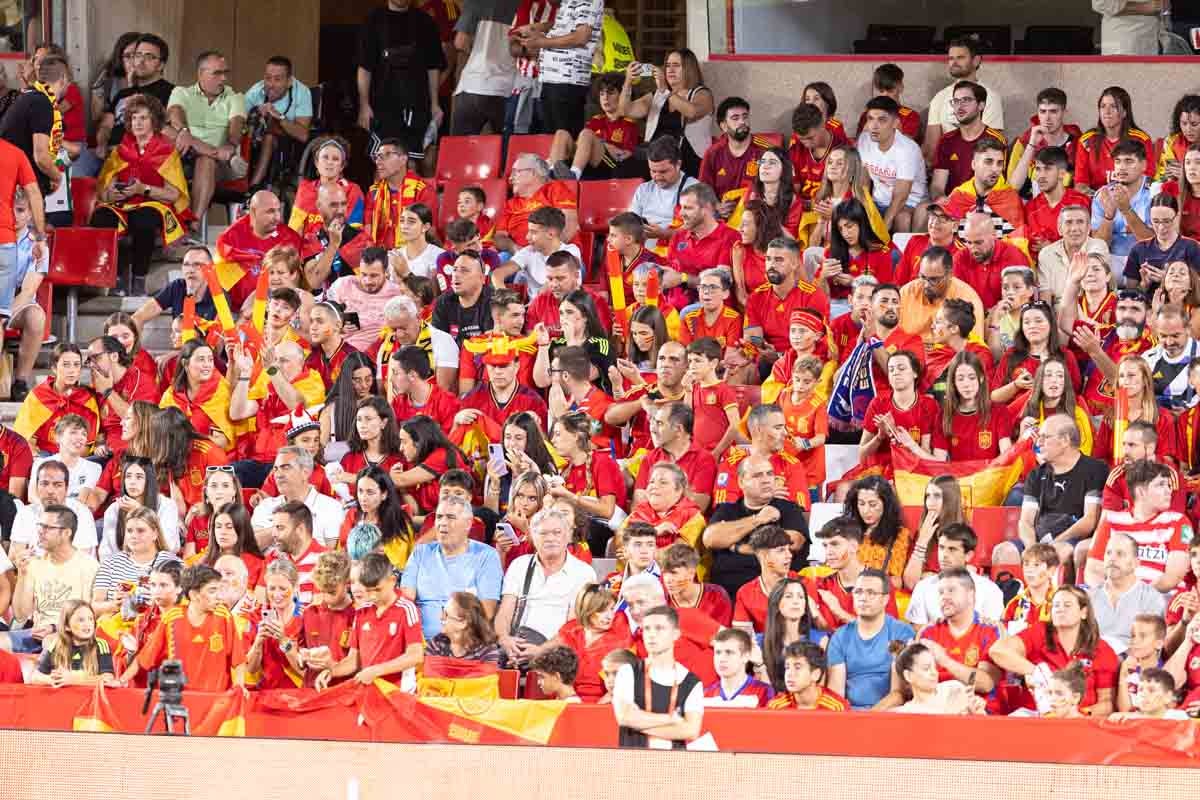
[142,659,190,735]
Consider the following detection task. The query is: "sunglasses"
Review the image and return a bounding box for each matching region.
[206,465,236,474]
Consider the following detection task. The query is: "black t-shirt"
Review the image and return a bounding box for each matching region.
[0,89,55,193]
[431,284,494,345]
[706,498,809,601]
[357,7,447,109]
[1023,454,1108,525]
[153,278,217,320]
[107,78,176,147]
[37,641,115,675]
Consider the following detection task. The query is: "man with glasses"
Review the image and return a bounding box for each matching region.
[1009,414,1108,573]
[1091,139,1155,258]
[898,245,985,346]
[825,559,913,709]
[923,38,1004,161]
[0,504,98,654]
[251,447,345,549]
[431,251,495,346]
[494,153,579,253]
[363,138,436,251]
[928,82,1006,205]
[895,203,962,286]
[954,211,1031,308]
[1143,304,1200,410]
[133,245,216,326]
[167,50,248,234]
[86,335,158,458]
[94,34,174,160]
[1124,195,1200,291]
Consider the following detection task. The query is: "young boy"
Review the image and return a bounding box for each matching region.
[703,627,774,707]
[1044,664,1087,718]
[605,521,662,598]
[435,219,503,294]
[684,337,741,457]
[733,525,796,635]
[1002,543,1060,635]
[297,549,357,688]
[661,542,733,627]
[503,206,581,296]
[607,211,664,293]
[780,356,828,504]
[598,647,640,704]
[549,72,639,181]
[767,640,848,711]
[32,415,100,501]
[855,63,920,141]
[1110,668,1190,721]
[1117,613,1167,712]
[457,186,493,239]
[529,645,582,702]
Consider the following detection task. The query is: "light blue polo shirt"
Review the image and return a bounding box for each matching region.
[244,78,313,122]
[401,539,502,638]
[826,615,915,709]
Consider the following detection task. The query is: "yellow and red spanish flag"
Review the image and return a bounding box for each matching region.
[893,439,1034,507]
[1113,386,1130,460]
[73,684,245,736]
[201,262,239,337]
[605,246,628,331]
[251,267,271,332]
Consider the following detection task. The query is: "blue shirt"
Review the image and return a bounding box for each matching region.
[1091,179,1153,257]
[826,615,915,710]
[244,78,313,122]
[1123,234,1200,284]
[400,540,503,637]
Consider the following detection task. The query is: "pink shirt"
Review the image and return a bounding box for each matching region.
[327,277,408,351]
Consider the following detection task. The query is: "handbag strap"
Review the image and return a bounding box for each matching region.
[509,555,540,636]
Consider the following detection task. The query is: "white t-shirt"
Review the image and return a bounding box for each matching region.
[251,488,346,548]
[536,0,604,86]
[905,570,1006,627]
[511,242,582,296]
[32,456,101,502]
[11,499,99,554]
[927,80,1004,134]
[99,495,181,560]
[398,242,446,280]
[613,661,703,750]
[856,131,928,209]
[501,553,596,640]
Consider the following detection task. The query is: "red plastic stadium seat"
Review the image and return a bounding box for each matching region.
[504,134,555,176]
[577,231,594,277]
[578,179,642,234]
[754,132,784,148]
[437,178,507,238]
[436,135,502,184]
[47,227,118,342]
[967,506,1021,569]
[70,177,98,227]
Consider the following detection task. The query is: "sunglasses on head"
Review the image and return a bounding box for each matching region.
[1117,289,1147,303]
[206,465,236,474]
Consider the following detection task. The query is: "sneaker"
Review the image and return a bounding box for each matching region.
[10,379,28,403]
[551,160,574,180]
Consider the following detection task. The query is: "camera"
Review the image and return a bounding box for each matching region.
[151,659,188,704]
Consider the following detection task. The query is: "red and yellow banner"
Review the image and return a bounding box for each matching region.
[892,439,1034,507]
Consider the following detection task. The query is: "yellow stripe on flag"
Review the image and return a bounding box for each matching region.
[417,696,567,746]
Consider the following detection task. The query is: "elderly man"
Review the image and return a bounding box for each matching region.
[1144,305,1200,410]
[524,250,612,337]
[1087,532,1167,653]
[899,245,986,346]
[746,237,830,352]
[1038,205,1110,309]
[494,507,596,666]
[401,495,503,639]
[215,553,255,618]
[215,190,303,300]
[620,572,720,686]
[326,246,406,352]
[665,183,739,288]
[494,154,578,253]
[229,340,325,488]
[368,294,459,391]
[633,402,717,512]
[167,50,247,231]
[244,55,313,190]
[251,446,345,549]
[705,453,809,601]
[630,137,698,251]
[952,212,1031,309]
[432,251,494,345]
[302,183,374,290]
[364,137,436,249]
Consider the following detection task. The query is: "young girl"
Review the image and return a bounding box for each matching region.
[930,351,1012,461]
[819,197,895,302]
[103,311,157,385]
[200,503,266,594]
[31,601,115,688]
[625,305,670,382]
[1043,664,1087,718]
[183,468,244,560]
[779,356,829,504]
[101,457,180,559]
[597,648,641,705]
[1015,355,1094,455]
[985,266,1037,358]
[389,203,445,281]
[904,475,966,585]
[891,643,986,715]
[759,577,824,691]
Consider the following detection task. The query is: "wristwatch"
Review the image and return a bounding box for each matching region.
[265,366,279,377]
[281,639,295,653]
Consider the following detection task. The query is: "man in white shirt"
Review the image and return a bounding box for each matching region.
[630,137,698,251]
[502,206,581,296]
[494,506,596,666]
[857,96,927,233]
[378,294,460,393]
[10,460,98,561]
[906,523,1004,626]
[251,446,345,549]
[923,37,1005,161]
[31,415,100,501]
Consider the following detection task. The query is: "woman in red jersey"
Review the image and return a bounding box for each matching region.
[930,351,1012,462]
[331,396,403,500]
[820,198,895,301]
[731,200,783,307]
[1073,87,1154,193]
[992,301,1082,416]
[548,583,632,703]
[1092,356,1180,466]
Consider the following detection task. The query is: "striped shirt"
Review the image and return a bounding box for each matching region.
[94,551,183,600]
[1089,510,1192,585]
[271,538,328,604]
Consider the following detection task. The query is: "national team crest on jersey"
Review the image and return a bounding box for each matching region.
[209,633,225,653]
[979,431,993,450]
[964,645,980,667]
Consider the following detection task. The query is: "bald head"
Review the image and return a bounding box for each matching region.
[275,341,305,378]
[963,213,996,262]
[215,554,248,605]
[248,190,282,235]
[317,183,348,224]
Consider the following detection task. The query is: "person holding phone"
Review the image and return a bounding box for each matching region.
[245,558,305,689]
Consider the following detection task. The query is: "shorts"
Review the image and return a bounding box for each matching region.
[7,626,43,654]
[539,81,590,138]
[372,107,432,158]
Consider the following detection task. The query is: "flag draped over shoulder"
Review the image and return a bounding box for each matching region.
[95,133,192,246]
[893,438,1035,507]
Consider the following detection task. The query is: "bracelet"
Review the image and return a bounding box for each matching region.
[238,376,250,382]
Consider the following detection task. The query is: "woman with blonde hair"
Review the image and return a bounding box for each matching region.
[1152,260,1200,338]
[244,244,314,324]
[30,601,115,687]
[92,506,182,617]
[543,583,632,703]
[797,144,889,250]
[1092,355,1180,465]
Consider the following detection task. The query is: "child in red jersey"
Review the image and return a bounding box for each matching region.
[456,186,494,240]
[767,640,848,711]
[704,628,774,708]
[684,337,742,458]
[549,72,638,181]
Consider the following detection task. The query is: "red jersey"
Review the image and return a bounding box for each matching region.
[137,606,246,692]
[568,386,621,453]
[1089,509,1191,585]
[1073,129,1155,189]
[351,595,423,670]
[667,222,740,278]
[712,447,810,508]
[781,390,828,487]
[993,348,1082,400]
[1023,189,1092,257]
[868,327,927,391]
[0,424,33,493]
[305,341,359,391]
[298,601,357,688]
[698,136,768,201]
[339,451,403,500]
[525,286,613,339]
[100,367,159,450]
[495,180,578,248]
[216,215,304,303]
[584,114,639,151]
[392,382,461,432]
[745,281,832,352]
[830,314,861,365]
[930,406,1013,461]
[251,611,305,689]
[934,127,1007,192]
[691,380,739,452]
[896,235,965,287]
[819,245,896,300]
[669,583,734,627]
[459,383,548,431]
[733,574,796,634]
[0,648,24,683]
[806,571,899,630]
[170,439,231,509]
[860,392,941,470]
[1158,181,1200,240]
[679,306,743,348]
[856,105,921,141]
[787,139,834,205]
[557,613,633,703]
[0,139,36,243]
[404,446,454,513]
[1002,623,1119,710]
[1080,327,1150,408]
[1181,643,1200,705]
[562,450,627,509]
[952,238,1031,309]
[635,443,718,499]
[918,618,1001,684]
[735,243,767,296]
[766,686,848,711]
[631,606,721,685]
[1094,412,1179,466]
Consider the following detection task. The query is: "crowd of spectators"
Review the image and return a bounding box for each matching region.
[0,5,1198,748]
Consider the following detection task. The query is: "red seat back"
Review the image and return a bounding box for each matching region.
[70,177,98,227]
[437,178,507,238]
[967,506,1022,568]
[47,228,119,288]
[578,178,642,234]
[504,134,555,176]
[436,135,503,184]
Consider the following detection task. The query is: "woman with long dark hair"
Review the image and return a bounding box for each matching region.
[1015,355,1094,455]
[904,475,967,585]
[390,203,445,281]
[930,350,1012,461]
[1156,94,1200,183]
[549,411,625,554]
[182,467,244,559]
[746,147,802,235]
[100,456,178,559]
[320,350,377,448]
[991,301,1081,415]
[1158,142,1200,239]
[1074,87,1154,193]
[103,311,158,384]
[332,396,403,499]
[536,289,616,391]
[821,197,895,301]
[483,411,557,515]
[844,476,913,590]
[760,577,823,691]
[394,414,468,518]
[626,304,669,379]
[802,80,848,145]
[731,199,785,305]
[200,502,266,591]
[160,339,234,451]
[148,406,232,510]
[83,400,158,514]
[339,465,415,570]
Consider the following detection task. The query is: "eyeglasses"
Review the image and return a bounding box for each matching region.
[1150,217,1177,227]
[1116,289,1147,302]
[698,283,724,292]
[1020,300,1051,312]
[132,52,161,62]
[374,149,403,161]
[949,97,977,106]
[35,523,66,532]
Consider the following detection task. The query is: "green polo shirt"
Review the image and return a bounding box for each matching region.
[166,83,246,149]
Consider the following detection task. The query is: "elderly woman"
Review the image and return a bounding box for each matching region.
[543,583,632,703]
[91,94,189,295]
[425,592,503,664]
[159,339,235,451]
[14,343,100,454]
[288,135,364,242]
[623,462,708,578]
